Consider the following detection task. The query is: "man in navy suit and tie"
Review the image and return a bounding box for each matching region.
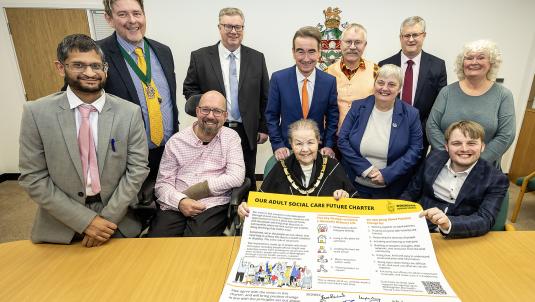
[265,26,339,160]
[379,16,447,157]
[400,121,508,238]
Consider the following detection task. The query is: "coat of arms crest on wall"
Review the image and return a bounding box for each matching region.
[317,7,347,70]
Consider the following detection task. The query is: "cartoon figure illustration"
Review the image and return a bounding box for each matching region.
[318,245,327,253]
[301,267,313,289]
[235,258,247,282]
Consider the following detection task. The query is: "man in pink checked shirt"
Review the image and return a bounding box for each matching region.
[147,91,245,237]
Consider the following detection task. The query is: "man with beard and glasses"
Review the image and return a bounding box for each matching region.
[19,34,149,246]
[147,91,245,237]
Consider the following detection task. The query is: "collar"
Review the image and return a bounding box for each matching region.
[341,57,366,71]
[116,33,145,54]
[218,42,241,60]
[401,51,422,66]
[67,86,105,112]
[296,67,316,84]
[191,121,223,144]
[444,158,477,176]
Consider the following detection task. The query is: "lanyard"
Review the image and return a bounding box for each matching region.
[118,39,152,85]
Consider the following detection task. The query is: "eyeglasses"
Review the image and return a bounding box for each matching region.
[342,40,365,47]
[219,24,244,32]
[401,32,425,40]
[63,62,108,72]
[198,106,226,117]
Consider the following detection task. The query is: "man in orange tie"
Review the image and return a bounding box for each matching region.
[265,26,339,160]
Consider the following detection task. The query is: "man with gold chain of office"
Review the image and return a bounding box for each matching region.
[98,0,178,190]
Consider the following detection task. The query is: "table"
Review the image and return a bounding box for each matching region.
[0,232,534,301]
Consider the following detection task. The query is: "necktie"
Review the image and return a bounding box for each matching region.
[302,78,309,118]
[78,104,101,194]
[402,60,414,105]
[134,47,164,146]
[229,53,241,120]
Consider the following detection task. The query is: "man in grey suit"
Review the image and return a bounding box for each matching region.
[19,34,149,247]
[183,7,269,192]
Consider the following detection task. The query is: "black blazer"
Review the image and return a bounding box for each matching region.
[183,42,269,150]
[379,50,447,125]
[97,32,179,133]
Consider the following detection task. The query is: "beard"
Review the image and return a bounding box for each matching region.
[197,117,221,137]
[64,73,106,93]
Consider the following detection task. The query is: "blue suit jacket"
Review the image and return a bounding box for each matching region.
[400,150,509,238]
[265,66,338,150]
[338,95,423,197]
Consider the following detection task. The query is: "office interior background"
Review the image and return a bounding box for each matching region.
[1,0,534,177]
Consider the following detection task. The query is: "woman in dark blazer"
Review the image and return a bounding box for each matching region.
[338,64,423,198]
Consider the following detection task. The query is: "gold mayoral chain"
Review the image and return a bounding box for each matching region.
[280,155,328,195]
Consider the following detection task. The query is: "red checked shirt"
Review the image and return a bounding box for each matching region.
[155,122,245,211]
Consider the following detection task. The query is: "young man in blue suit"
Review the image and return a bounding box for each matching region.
[265,26,339,160]
[400,121,509,238]
[379,16,447,157]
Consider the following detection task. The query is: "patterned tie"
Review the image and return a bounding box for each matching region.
[134,47,164,146]
[402,60,414,105]
[78,104,101,194]
[302,78,309,118]
[229,53,241,120]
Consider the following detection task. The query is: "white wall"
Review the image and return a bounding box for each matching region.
[1,0,534,174]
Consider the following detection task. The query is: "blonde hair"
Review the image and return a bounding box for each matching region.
[219,7,244,22]
[454,39,502,81]
[444,120,486,142]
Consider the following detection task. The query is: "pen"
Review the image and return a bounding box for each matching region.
[111,138,116,152]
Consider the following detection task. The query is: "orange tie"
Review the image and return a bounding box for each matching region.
[302,78,309,118]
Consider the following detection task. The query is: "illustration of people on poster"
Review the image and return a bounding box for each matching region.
[220,192,461,302]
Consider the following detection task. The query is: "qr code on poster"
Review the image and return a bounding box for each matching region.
[422,281,447,295]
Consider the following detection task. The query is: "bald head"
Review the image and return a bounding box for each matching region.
[199,90,227,110]
[195,90,228,140]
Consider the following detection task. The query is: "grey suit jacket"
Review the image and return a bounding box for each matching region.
[19,92,149,244]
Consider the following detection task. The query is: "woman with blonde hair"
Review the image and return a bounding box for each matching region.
[426,40,515,167]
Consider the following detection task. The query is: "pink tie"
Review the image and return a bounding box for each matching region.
[78,104,101,194]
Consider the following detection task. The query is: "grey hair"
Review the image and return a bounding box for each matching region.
[288,119,321,143]
[103,0,144,17]
[56,34,105,63]
[219,7,244,22]
[400,16,426,33]
[454,39,502,81]
[341,23,368,41]
[376,64,403,88]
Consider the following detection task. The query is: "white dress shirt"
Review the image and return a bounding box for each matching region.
[296,67,316,110]
[66,86,106,196]
[218,42,241,122]
[401,51,422,104]
[433,159,477,204]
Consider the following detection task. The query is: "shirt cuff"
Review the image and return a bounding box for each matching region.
[438,221,452,234]
[362,166,374,178]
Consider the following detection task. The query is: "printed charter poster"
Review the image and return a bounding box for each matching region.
[220,192,460,302]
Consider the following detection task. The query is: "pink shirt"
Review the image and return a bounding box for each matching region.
[155,123,245,211]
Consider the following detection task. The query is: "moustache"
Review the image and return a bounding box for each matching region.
[78,75,102,81]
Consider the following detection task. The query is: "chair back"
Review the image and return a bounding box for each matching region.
[491,190,509,231]
[263,154,279,180]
